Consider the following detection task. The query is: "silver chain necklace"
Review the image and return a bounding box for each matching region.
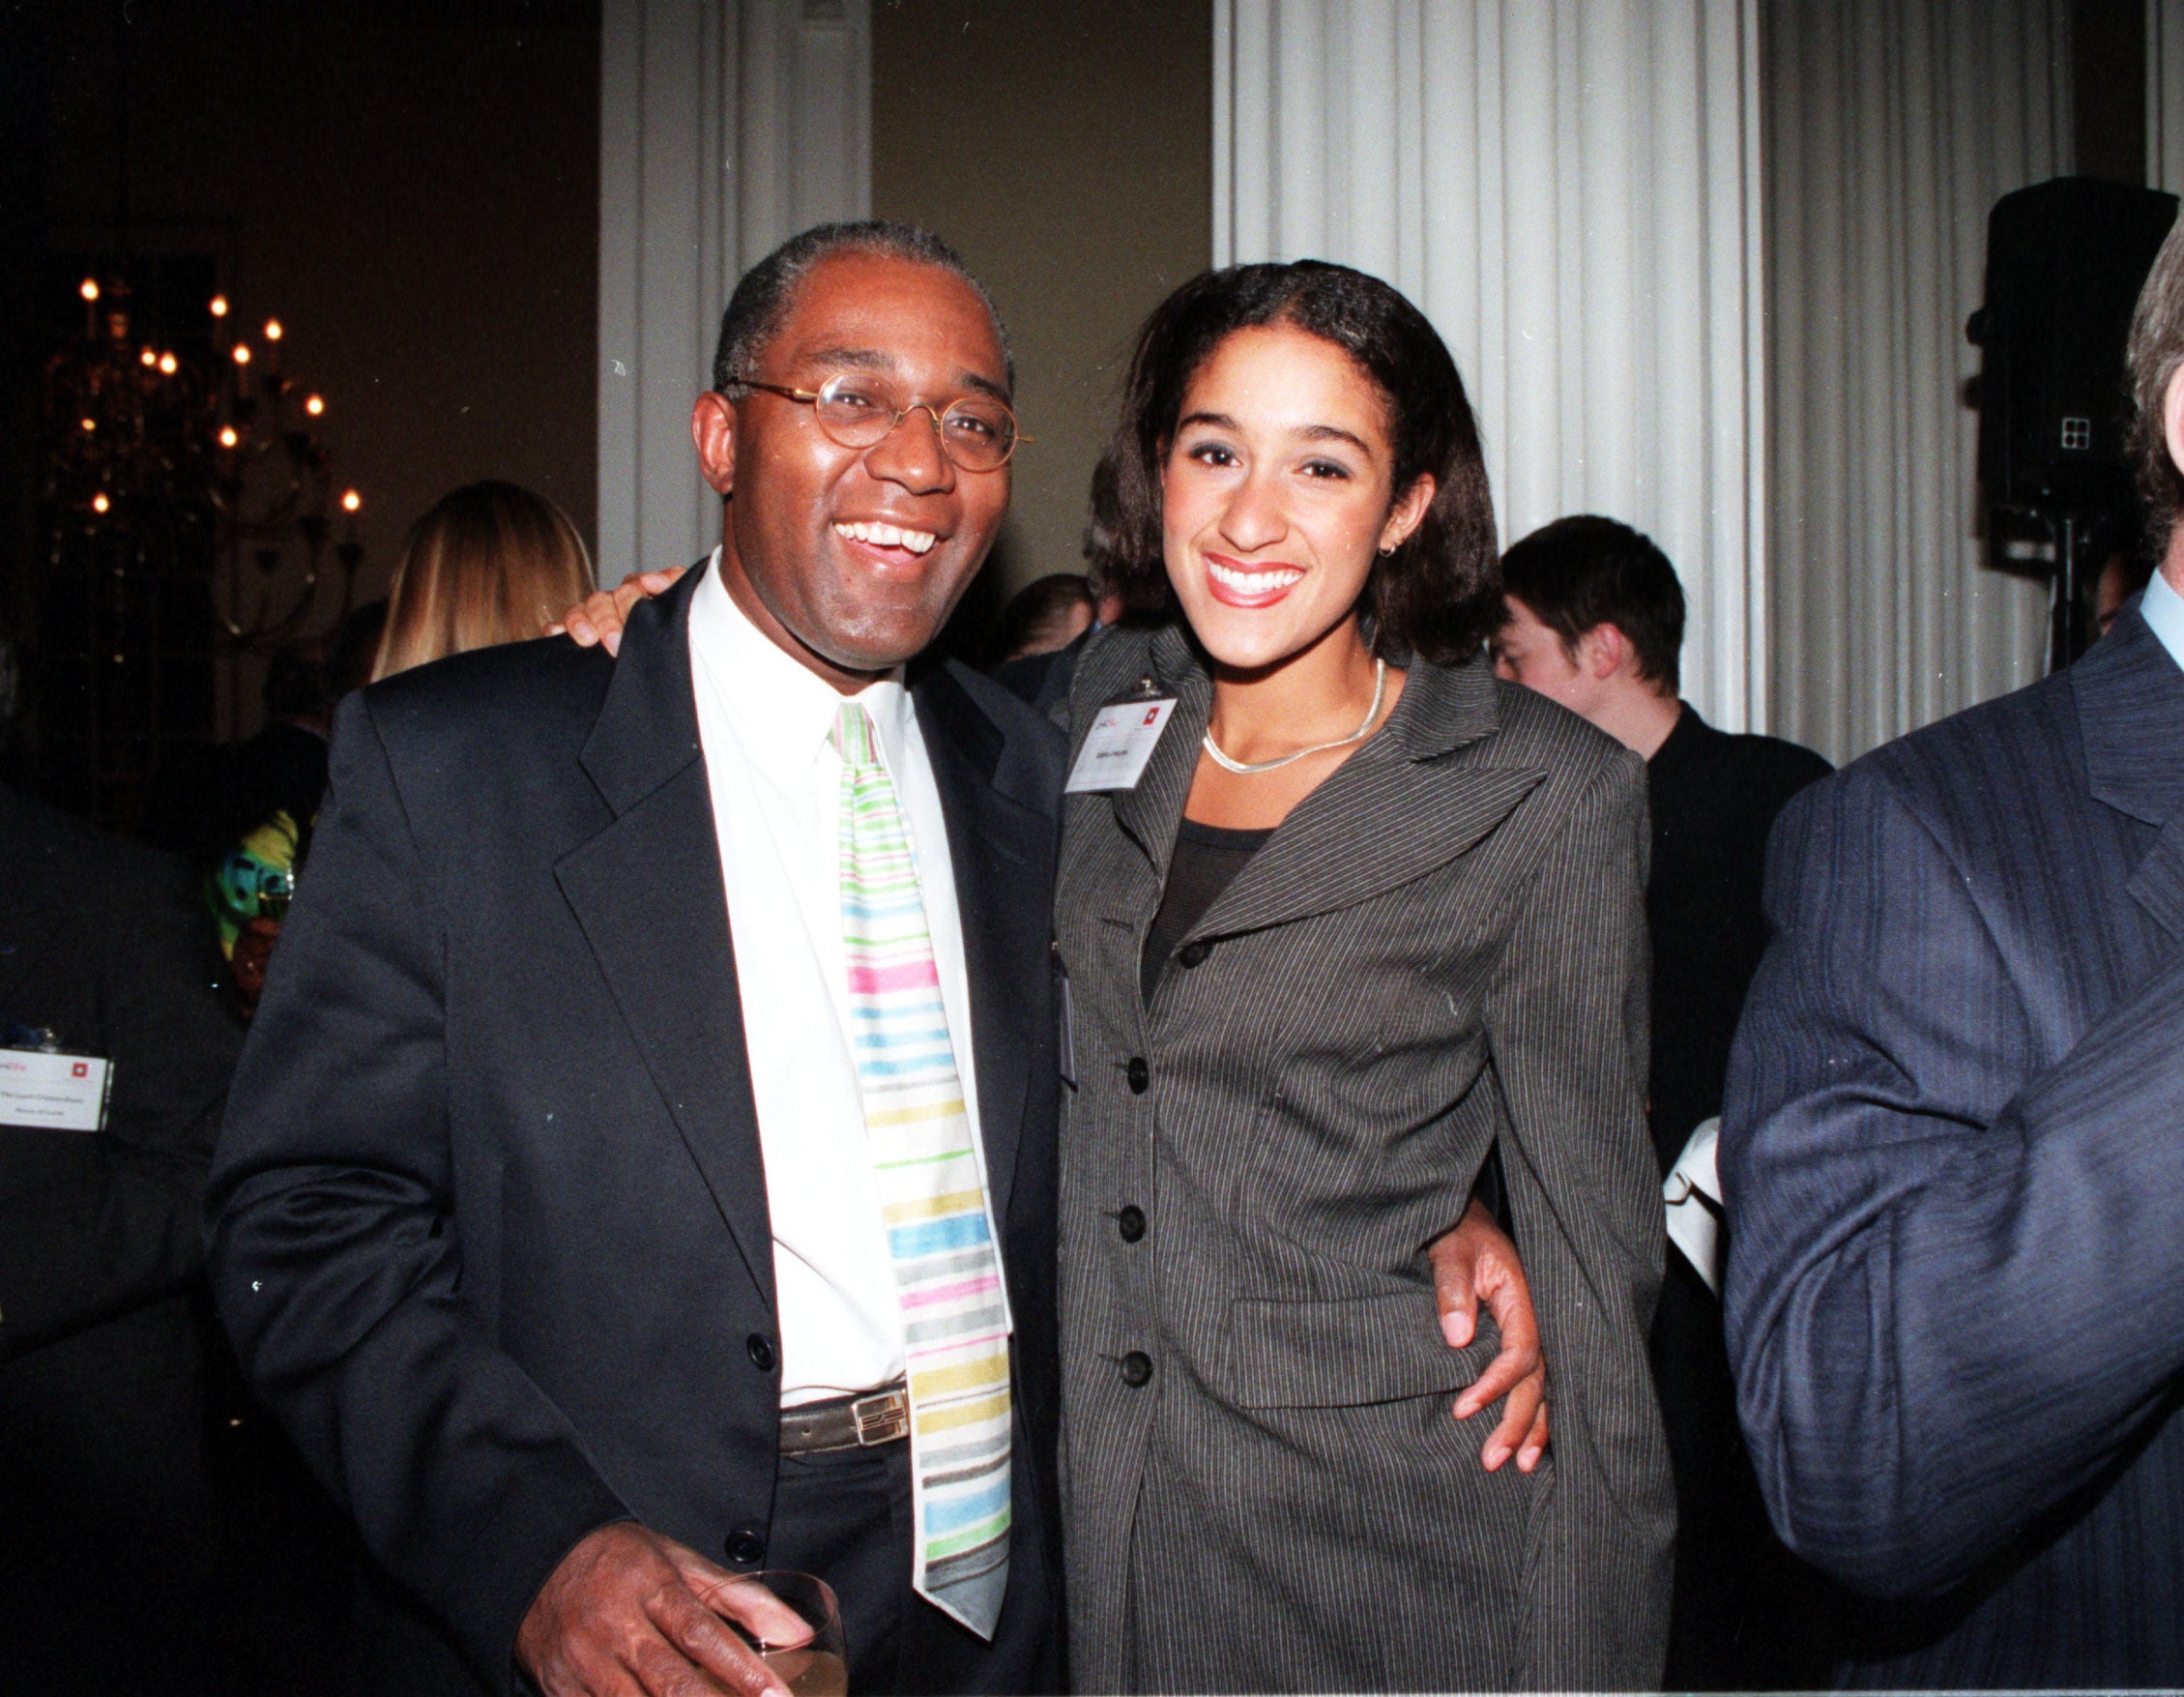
[1201,658,1388,775]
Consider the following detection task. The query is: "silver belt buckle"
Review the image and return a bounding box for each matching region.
[852,1389,909,1447]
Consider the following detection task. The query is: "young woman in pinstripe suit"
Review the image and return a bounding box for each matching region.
[1054,262,1673,1691]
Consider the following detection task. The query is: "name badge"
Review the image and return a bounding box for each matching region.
[0,1050,114,1133]
[1065,697,1179,793]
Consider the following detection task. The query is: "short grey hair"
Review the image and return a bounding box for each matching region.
[2126,213,2184,555]
[709,219,1013,398]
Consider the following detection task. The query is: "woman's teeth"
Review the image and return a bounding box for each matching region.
[833,520,937,555]
[1208,561,1303,593]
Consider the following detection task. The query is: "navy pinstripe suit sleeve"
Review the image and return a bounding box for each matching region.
[1720,757,2184,1599]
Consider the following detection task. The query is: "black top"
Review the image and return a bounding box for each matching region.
[1141,817,1272,1005]
[1645,702,1831,1172]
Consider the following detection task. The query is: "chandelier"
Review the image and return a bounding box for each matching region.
[36,269,365,823]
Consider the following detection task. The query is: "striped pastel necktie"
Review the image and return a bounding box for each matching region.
[832,701,1012,1640]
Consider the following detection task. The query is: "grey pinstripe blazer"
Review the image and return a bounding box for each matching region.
[1055,625,1674,1693]
[1722,603,2184,1684]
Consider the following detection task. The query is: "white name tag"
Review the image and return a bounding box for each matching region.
[0,1051,114,1133]
[1065,697,1179,793]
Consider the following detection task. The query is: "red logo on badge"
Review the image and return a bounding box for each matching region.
[1143,707,1160,725]
[72,1062,88,1077]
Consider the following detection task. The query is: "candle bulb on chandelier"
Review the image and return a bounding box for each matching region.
[210,295,228,318]
[80,278,100,303]
[92,493,109,514]
[341,488,363,543]
[139,347,157,367]
[232,343,251,366]
[159,353,178,375]
[305,395,325,417]
[218,425,240,450]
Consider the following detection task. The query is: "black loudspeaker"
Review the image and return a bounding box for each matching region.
[1969,178,2179,516]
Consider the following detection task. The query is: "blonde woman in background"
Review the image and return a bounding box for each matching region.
[374,481,595,681]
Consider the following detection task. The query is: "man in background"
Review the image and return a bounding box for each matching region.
[989,453,1128,714]
[1495,515,1832,1688]
[993,573,1094,663]
[1721,216,2184,1682]
[1497,517,1831,1175]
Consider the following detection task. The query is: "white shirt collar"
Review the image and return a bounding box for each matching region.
[2137,565,2184,676]
[687,545,917,787]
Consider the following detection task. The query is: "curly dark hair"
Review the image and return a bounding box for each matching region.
[1104,261,1500,664]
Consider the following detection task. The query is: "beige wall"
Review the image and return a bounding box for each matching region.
[871,0,1211,618]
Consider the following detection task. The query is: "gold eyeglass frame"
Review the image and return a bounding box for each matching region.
[735,374,1030,470]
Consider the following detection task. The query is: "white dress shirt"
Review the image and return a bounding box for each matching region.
[2138,564,2184,673]
[687,550,1005,1405]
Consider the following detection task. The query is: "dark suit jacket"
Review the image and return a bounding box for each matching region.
[1642,710,1835,1687]
[1722,603,2184,1685]
[1645,704,1831,1171]
[0,784,243,1681]
[206,566,1066,1695]
[1056,625,1673,1692]
[991,627,1091,718]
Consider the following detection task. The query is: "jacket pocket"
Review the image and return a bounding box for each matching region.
[1214,1289,1500,1410]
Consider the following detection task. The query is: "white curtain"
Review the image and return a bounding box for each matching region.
[1762,0,2071,765]
[1213,0,1768,730]
[597,0,871,583]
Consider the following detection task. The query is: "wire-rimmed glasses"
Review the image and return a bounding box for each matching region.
[737,372,1027,472]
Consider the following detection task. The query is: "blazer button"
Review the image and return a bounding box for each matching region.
[1177,940,1210,969]
[1121,1351,1153,1388]
[745,1333,775,1372]
[725,1528,765,1565]
[1126,1057,1150,1094]
[1117,1205,1147,1243]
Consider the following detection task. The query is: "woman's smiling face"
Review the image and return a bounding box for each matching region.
[1161,322,1432,672]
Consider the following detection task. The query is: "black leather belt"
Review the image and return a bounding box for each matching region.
[778,1382,911,1455]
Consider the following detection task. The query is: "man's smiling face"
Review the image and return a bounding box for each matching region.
[695,249,1013,691]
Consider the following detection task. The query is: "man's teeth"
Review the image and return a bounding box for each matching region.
[1208,561,1304,593]
[832,520,937,555]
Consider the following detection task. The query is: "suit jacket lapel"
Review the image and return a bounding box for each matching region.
[916,663,1051,1232]
[2076,609,2184,939]
[1202,659,1537,941]
[1110,625,1212,888]
[554,565,776,1309]
[2126,813,2184,942]
[1133,653,1540,943]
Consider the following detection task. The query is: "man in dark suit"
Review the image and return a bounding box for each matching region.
[1720,216,2184,1684]
[1495,516,1834,1688]
[210,223,1069,1697]
[0,781,244,1692]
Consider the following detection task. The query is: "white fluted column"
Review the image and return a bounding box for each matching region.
[1763,0,2070,764]
[1215,0,1768,730]
[597,0,870,582]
